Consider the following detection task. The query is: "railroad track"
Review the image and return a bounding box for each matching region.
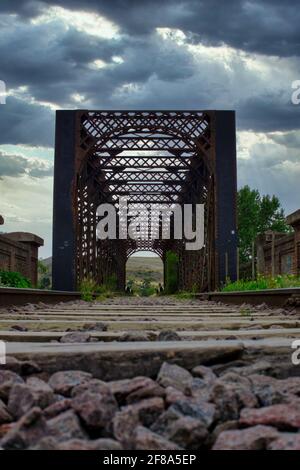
[0,294,299,380]
[1,286,300,308]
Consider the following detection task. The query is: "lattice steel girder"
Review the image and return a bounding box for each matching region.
[52,109,237,292]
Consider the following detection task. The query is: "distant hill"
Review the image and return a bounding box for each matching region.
[126,256,163,283]
[41,256,163,284]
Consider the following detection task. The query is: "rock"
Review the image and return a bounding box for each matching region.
[162,416,208,450]
[192,365,217,385]
[157,330,181,341]
[240,404,300,429]
[48,371,92,397]
[71,378,109,397]
[157,362,193,393]
[113,408,140,449]
[82,322,107,332]
[59,438,122,450]
[33,436,122,450]
[187,378,211,402]
[72,390,118,432]
[8,378,55,419]
[268,434,300,450]
[48,410,87,441]
[245,325,263,330]
[0,399,12,424]
[222,373,253,390]
[0,423,14,438]
[248,375,285,406]
[275,376,300,396]
[208,420,239,447]
[213,425,279,450]
[151,407,183,435]
[60,332,91,343]
[117,332,151,342]
[165,386,187,405]
[221,360,274,378]
[134,426,182,450]
[209,379,257,421]
[31,436,58,450]
[10,325,28,332]
[1,407,48,450]
[255,303,270,311]
[123,397,165,428]
[43,399,72,419]
[108,376,165,405]
[171,399,216,428]
[1,357,41,375]
[0,370,24,400]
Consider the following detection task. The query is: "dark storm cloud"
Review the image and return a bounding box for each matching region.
[269,131,300,148]
[0,150,53,178]
[0,97,54,147]
[2,0,300,57]
[0,13,197,107]
[0,0,299,146]
[237,95,300,132]
[0,16,124,104]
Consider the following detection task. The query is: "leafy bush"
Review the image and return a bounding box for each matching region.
[138,279,156,297]
[165,251,179,294]
[221,274,300,292]
[0,271,32,288]
[79,277,98,301]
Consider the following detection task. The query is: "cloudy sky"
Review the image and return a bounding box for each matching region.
[0,0,299,257]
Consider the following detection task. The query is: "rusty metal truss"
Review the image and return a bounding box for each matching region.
[52,110,238,292]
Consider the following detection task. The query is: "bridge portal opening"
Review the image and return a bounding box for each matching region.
[52,110,237,292]
[126,251,163,296]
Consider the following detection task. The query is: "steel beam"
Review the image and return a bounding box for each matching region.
[52,111,77,291]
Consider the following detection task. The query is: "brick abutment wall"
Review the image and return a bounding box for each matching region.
[257,209,300,277]
[0,230,44,286]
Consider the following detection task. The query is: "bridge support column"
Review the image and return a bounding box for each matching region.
[52,111,77,291]
[214,111,238,286]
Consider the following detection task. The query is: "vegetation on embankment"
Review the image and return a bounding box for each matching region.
[79,275,119,301]
[0,271,32,288]
[221,274,300,292]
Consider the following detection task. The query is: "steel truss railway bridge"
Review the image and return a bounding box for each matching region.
[52,110,237,292]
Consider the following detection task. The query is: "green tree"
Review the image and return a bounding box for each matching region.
[238,185,290,263]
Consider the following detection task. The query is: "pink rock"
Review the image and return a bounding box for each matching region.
[240,404,300,429]
[72,390,118,431]
[0,399,12,425]
[165,386,187,405]
[1,407,49,449]
[157,362,193,393]
[213,425,279,450]
[48,371,92,397]
[59,438,122,450]
[8,378,54,419]
[269,434,300,450]
[48,409,87,441]
[134,426,182,450]
[113,407,140,449]
[43,398,72,419]
[108,376,165,404]
[123,397,165,427]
